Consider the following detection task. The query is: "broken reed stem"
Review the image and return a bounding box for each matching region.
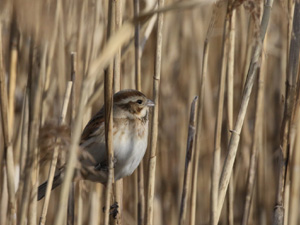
[133,0,146,224]
[189,3,220,223]
[210,4,230,225]
[145,0,164,224]
[217,0,274,222]
[273,1,300,224]
[0,24,16,225]
[190,40,208,225]
[104,0,115,224]
[39,81,73,225]
[179,96,198,225]
[241,44,265,225]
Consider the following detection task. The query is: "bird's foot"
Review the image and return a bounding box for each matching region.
[95,158,117,171]
[102,202,119,219]
[94,163,108,171]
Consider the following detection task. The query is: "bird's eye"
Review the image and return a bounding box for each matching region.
[137,100,143,104]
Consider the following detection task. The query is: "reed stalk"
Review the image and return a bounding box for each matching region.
[19,41,34,225]
[189,11,210,225]
[288,108,300,225]
[226,6,236,225]
[103,0,115,224]
[133,0,146,224]
[210,3,229,225]
[241,41,265,225]
[27,42,44,225]
[114,1,123,224]
[179,96,198,225]
[0,23,16,225]
[145,0,164,224]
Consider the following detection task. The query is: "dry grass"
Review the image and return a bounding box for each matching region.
[0,0,300,225]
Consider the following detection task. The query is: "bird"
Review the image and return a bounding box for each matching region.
[38,89,154,201]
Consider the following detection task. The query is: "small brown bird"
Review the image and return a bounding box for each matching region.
[38,89,154,200]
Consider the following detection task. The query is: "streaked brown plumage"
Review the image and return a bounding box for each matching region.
[38,89,154,200]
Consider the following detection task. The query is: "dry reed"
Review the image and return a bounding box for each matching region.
[179,96,198,225]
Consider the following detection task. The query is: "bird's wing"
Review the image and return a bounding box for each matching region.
[79,107,110,182]
[80,106,105,144]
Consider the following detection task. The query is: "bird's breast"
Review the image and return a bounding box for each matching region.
[113,119,148,179]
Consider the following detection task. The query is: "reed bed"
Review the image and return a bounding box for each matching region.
[0,0,300,225]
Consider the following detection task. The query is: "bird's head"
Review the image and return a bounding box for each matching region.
[113,89,154,120]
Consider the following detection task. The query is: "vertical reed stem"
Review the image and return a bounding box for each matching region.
[104,0,115,224]
[0,23,16,225]
[145,0,164,224]
[273,1,300,224]
[211,4,230,224]
[226,6,236,225]
[179,97,198,225]
[241,43,265,225]
[114,1,123,224]
[134,1,146,224]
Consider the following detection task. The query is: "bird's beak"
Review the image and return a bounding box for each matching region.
[147,99,155,107]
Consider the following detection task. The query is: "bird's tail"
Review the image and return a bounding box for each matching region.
[38,172,63,201]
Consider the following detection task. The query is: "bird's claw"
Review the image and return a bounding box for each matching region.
[95,163,108,171]
[95,158,117,171]
[102,202,119,219]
